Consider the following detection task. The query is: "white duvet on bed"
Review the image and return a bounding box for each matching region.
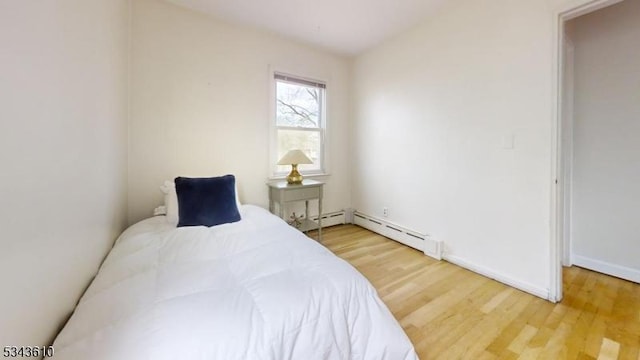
[53,205,418,360]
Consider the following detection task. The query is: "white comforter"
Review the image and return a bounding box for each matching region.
[53,205,418,360]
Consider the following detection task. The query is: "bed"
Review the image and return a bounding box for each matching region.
[52,205,418,359]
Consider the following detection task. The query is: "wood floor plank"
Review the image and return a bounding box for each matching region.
[507,324,538,354]
[597,338,620,360]
[316,225,640,360]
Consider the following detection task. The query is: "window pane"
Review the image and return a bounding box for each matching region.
[277,129,321,172]
[276,81,321,128]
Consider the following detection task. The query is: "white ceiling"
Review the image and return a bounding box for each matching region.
[165,0,447,55]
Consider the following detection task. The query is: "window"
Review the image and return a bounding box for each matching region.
[273,73,326,175]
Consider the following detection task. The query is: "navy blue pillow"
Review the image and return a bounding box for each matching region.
[175,175,241,227]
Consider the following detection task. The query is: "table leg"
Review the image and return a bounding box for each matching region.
[318,198,322,241]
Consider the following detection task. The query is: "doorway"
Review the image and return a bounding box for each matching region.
[554,0,639,301]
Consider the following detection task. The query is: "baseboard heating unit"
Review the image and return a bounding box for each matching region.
[353,212,442,260]
[311,211,346,228]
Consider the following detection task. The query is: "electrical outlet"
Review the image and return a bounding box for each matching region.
[383,207,388,217]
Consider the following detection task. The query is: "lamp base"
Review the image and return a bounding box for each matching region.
[286,164,304,184]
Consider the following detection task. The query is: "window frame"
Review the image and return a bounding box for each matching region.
[269,70,328,178]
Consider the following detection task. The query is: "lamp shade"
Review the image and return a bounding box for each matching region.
[277,149,313,165]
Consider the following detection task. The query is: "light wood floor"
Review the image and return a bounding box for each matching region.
[314,225,640,360]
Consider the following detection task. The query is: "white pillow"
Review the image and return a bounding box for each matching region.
[160,180,179,225]
[160,178,242,226]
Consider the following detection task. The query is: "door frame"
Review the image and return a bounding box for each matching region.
[550,0,624,302]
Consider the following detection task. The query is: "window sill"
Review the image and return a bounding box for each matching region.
[268,173,331,181]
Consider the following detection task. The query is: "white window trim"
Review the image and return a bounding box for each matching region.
[269,67,330,179]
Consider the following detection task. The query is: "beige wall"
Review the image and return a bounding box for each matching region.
[352,0,557,296]
[0,0,129,346]
[567,0,640,281]
[128,0,352,224]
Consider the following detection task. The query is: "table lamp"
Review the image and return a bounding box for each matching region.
[277,149,313,184]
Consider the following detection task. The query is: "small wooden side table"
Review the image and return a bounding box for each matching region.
[267,179,324,240]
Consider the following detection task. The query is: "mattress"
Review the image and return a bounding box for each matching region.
[52,205,418,360]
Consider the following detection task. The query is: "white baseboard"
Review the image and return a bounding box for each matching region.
[311,211,346,228]
[353,212,442,260]
[443,254,550,300]
[573,255,640,284]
